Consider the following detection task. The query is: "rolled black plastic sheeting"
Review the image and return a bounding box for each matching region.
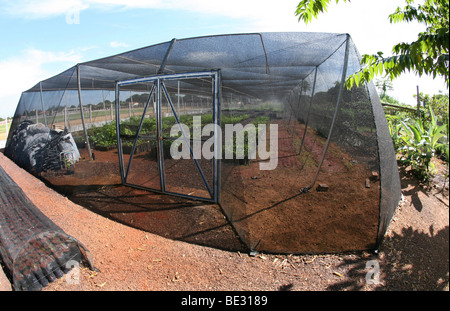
[0,165,95,291]
[4,120,80,174]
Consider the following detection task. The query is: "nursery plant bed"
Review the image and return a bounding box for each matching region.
[121,141,152,155]
[93,145,116,152]
[39,120,380,254]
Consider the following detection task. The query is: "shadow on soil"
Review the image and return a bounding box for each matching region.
[326,225,449,291]
[326,166,449,291]
[57,184,249,253]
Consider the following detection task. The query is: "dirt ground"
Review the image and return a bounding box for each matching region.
[40,120,381,254]
[219,120,380,254]
[0,145,448,293]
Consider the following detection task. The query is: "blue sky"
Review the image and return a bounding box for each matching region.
[0,0,447,117]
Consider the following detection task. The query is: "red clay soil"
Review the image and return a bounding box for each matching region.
[0,142,448,291]
[219,120,380,253]
[40,120,380,254]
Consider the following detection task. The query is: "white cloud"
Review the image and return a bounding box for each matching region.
[1,0,88,19]
[0,49,82,116]
[110,41,129,48]
[3,0,297,21]
[0,0,424,51]
[1,0,161,19]
[159,0,298,20]
[92,0,161,9]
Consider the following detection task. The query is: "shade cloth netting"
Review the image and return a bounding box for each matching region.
[5,32,402,254]
[0,165,94,291]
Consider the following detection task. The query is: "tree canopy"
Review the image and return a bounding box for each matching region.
[295,0,449,89]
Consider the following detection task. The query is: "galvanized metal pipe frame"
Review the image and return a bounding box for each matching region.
[39,82,48,126]
[115,70,221,203]
[77,64,93,160]
[309,35,350,189]
[297,66,318,159]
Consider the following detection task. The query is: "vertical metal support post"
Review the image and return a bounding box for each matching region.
[64,91,69,130]
[102,90,108,123]
[66,92,72,131]
[177,80,180,115]
[287,81,304,136]
[156,79,165,192]
[309,36,350,189]
[293,80,306,136]
[416,85,421,119]
[39,82,48,126]
[77,64,93,160]
[298,66,318,156]
[115,82,125,184]
[64,107,68,129]
[287,90,297,135]
[213,70,221,203]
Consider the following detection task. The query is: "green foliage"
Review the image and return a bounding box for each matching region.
[220,114,270,163]
[88,124,117,148]
[381,94,404,106]
[200,114,213,124]
[88,117,156,149]
[375,77,394,98]
[295,0,351,24]
[295,0,449,89]
[386,114,404,150]
[417,92,449,123]
[121,116,156,134]
[141,117,156,134]
[251,115,270,126]
[419,93,449,160]
[389,105,447,180]
[221,114,250,125]
[384,90,449,176]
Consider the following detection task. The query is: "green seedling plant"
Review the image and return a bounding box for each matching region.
[386,114,403,151]
[398,106,447,181]
[89,124,118,148]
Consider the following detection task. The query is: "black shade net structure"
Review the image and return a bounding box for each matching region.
[0,165,94,291]
[4,32,401,254]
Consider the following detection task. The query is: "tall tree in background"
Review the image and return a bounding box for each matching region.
[295,0,449,89]
[375,77,394,98]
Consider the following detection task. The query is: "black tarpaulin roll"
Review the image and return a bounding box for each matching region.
[0,165,94,291]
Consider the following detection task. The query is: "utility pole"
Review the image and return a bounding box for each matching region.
[416,85,420,118]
